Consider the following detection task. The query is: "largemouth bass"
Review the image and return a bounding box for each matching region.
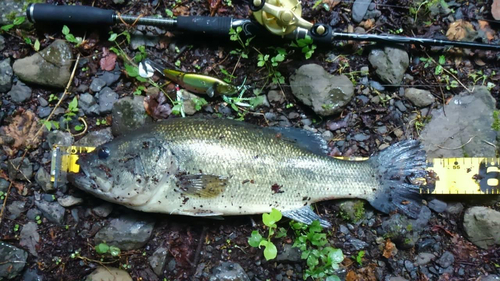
[68,118,428,227]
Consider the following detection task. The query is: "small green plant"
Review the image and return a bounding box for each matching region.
[96,118,107,126]
[492,110,500,131]
[313,0,330,11]
[124,63,148,82]
[108,30,131,44]
[220,67,236,83]
[64,97,79,121]
[354,250,365,266]
[248,208,287,260]
[134,45,147,63]
[62,25,83,46]
[291,220,344,280]
[290,35,317,59]
[1,16,25,32]
[35,215,42,225]
[53,256,62,265]
[41,119,60,131]
[229,26,253,59]
[0,191,4,200]
[225,0,233,6]
[353,201,365,222]
[192,97,208,111]
[48,94,58,102]
[175,60,181,67]
[13,224,20,232]
[257,47,286,85]
[165,8,175,18]
[95,242,121,257]
[133,85,146,96]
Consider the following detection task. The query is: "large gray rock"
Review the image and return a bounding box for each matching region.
[7,157,33,181]
[209,262,250,281]
[0,58,13,93]
[8,81,31,104]
[94,214,155,250]
[149,247,168,276]
[47,130,73,147]
[35,200,66,225]
[98,87,119,114]
[352,0,371,23]
[75,128,113,147]
[13,39,73,88]
[19,221,40,256]
[290,64,354,116]
[368,47,409,85]
[84,266,132,281]
[463,207,500,249]
[35,168,53,192]
[404,88,435,107]
[0,242,28,280]
[181,90,204,116]
[111,96,150,136]
[79,93,100,116]
[419,87,497,158]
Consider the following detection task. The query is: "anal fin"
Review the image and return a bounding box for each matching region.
[282,206,331,228]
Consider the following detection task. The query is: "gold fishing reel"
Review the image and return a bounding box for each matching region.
[250,0,313,36]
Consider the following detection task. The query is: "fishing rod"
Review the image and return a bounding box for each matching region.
[26,0,500,51]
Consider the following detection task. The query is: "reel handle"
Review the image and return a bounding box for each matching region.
[27,3,115,26]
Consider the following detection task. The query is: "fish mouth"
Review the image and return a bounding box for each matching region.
[67,165,99,193]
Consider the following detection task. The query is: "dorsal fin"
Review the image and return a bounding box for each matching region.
[266,126,329,155]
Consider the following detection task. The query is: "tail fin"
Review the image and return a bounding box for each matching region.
[367,140,428,219]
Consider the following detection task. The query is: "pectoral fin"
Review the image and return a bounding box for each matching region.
[175,173,228,198]
[282,206,331,228]
[206,85,216,98]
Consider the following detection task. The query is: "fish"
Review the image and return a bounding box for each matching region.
[139,59,239,98]
[68,117,429,227]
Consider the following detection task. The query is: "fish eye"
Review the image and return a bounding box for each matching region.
[98,147,110,159]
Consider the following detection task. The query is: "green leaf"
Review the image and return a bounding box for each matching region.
[270,208,282,222]
[44,121,52,131]
[1,24,14,32]
[257,60,265,67]
[95,243,109,254]
[275,227,287,238]
[68,97,78,111]
[326,276,341,281]
[434,65,443,75]
[438,55,446,65]
[52,121,60,129]
[34,39,40,51]
[13,16,25,26]
[62,25,70,35]
[307,254,319,268]
[248,230,263,247]
[263,242,277,260]
[24,37,32,45]
[108,33,118,41]
[165,8,174,17]
[109,47,120,55]
[309,220,322,233]
[328,248,344,264]
[124,63,139,77]
[74,125,83,131]
[109,246,121,257]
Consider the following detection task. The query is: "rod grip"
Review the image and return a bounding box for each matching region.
[26,3,115,26]
[176,16,233,37]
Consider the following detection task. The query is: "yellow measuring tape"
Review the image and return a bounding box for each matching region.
[51,145,500,195]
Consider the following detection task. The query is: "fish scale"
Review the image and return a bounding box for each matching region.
[69,118,428,226]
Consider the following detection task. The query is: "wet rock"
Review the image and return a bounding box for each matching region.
[38,97,48,107]
[404,88,434,107]
[0,35,4,51]
[35,200,66,225]
[446,202,464,215]
[57,195,84,207]
[479,275,500,281]
[0,58,13,93]
[20,221,40,256]
[350,238,369,250]
[389,277,408,281]
[209,262,250,281]
[322,130,334,141]
[419,87,497,158]
[8,157,33,181]
[26,208,42,222]
[369,80,385,91]
[338,200,366,222]
[99,70,121,86]
[84,266,132,281]
[493,0,500,20]
[35,168,53,192]
[0,179,9,192]
[90,78,106,93]
[180,90,204,116]
[13,40,73,88]
[75,128,113,147]
[427,199,447,213]
[415,252,435,266]
[368,47,409,85]
[8,81,31,103]
[37,106,51,118]
[7,201,25,220]
[92,203,114,217]
[276,244,301,262]
[149,247,168,276]
[290,64,354,116]
[463,206,500,249]
[21,268,45,281]
[112,96,150,136]
[437,251,454,268]
[268,90,284,103]
[353,133,370,142]
[412,206,431,230]
[94,214,155,250]
[394,100,406,112]
[0,242,28,280]
[352,0,371,23]
[47,130,73,147]
[79,93,100,116]
[380,213,418,249]
[98,87,119,114]
[130,31,159,50]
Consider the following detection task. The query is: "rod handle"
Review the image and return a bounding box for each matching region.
[26,3,115,26]
[176,16,233,37]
